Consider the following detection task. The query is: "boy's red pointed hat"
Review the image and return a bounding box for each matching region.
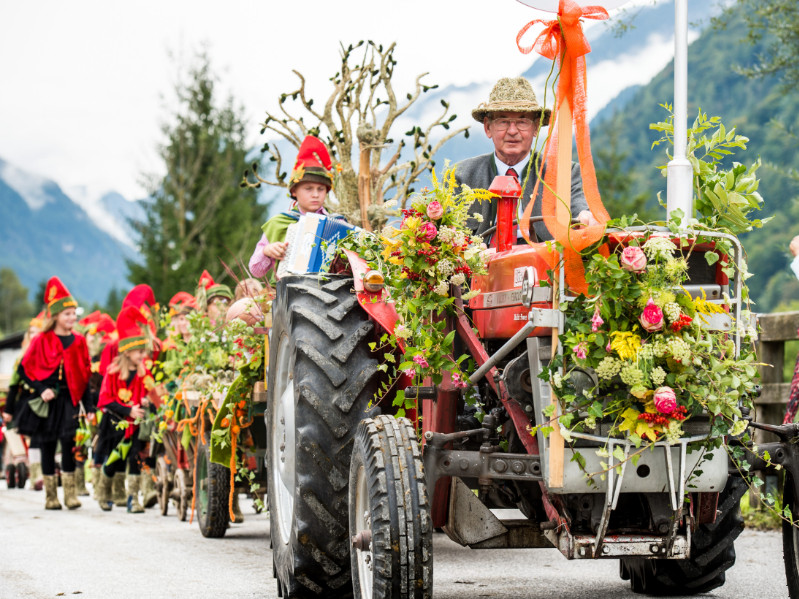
[288,135,334,193]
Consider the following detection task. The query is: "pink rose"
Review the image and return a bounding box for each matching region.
[413,354,429,368]
[639,298,664,332]
[452,372,469,389]
[419,221,438,242]
[591,306,604,332]
[620,246,647,273]
[402,368,415,378]
[426,201,444,220]
[574,342,588,360]
[654,386,677,415]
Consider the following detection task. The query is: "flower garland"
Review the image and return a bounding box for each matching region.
[339,167,494,411]
[546,230,758,447]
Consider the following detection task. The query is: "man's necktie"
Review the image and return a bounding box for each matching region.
[506,167,518,179]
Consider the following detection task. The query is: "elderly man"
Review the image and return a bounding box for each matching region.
[455,77,598,241]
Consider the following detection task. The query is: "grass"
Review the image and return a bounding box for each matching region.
[741,490,784,531]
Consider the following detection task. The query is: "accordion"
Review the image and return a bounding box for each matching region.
[277,214,359,278]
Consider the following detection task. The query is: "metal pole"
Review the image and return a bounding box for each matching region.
[666,0,693,223]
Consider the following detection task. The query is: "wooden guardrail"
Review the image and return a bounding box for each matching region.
[756,311,799,442]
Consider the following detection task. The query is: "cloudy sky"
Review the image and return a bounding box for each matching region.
[0,0,656,205]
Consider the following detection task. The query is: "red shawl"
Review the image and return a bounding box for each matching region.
[21,330,91,407]
[98,366,154,439]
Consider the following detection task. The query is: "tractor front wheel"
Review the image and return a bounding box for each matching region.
[349,415,433,599]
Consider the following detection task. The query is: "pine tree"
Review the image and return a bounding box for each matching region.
[128,52,267,301]
[0,267,33,334]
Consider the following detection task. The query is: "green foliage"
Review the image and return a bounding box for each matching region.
[651,106,769,234]
[721,0,799,88]
[128,51,266,302]
[0,267,32,334]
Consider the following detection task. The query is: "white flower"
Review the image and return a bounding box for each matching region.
[383,199,398,209]
[437,259,454,276]
[433,280,449,296]
[450,273,466,286]
[473,213,484,223]
[642,236,677,261]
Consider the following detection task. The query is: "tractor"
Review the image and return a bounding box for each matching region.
[264,170,799,598]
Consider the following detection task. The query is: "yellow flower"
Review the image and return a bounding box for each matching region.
[399,272,408,279]
[143,375,155,390]
[403,216,421,231]
[118,389,133,404]
[609,331,642,361]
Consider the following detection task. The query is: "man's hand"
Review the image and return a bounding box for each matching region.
[41,388,56,402]
[130,405,145,420]
[577,210,600,227]
[2,412,12,423]
[263,241,289,260]
[790,235,799,258]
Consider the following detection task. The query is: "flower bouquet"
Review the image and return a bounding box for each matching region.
[339,167,494,411]
[546,229,758,450]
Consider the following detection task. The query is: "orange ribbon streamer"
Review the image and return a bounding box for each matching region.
[517,0,611,295]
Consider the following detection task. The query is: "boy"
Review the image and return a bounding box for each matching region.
[249,135,335,280]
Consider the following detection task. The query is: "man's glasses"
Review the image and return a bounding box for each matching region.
[491,117,536,132]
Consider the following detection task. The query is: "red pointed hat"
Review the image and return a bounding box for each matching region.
[116,306,149,352]
[288,135,334,193]
[197,270,232,301]
[169,291,198,315]
[95,313,116,336]
[44,276,77,317]
[79,310,101,328]
[122,284,157,311]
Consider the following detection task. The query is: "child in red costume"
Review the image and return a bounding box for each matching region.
[95,306,155,513]
[15,277,91,510]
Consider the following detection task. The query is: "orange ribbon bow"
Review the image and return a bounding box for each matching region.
[517,0,611,294]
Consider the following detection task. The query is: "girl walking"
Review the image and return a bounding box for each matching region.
[15,277,91,509]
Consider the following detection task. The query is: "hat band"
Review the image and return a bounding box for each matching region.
[48,296,77,316]
[118,336,147,352]
[208,285,233,301]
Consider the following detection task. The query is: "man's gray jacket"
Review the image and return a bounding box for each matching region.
[454,153,589,242]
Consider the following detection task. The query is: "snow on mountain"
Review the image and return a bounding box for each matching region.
[0,160,55,210]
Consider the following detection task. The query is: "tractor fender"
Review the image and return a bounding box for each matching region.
[342,249,401,343]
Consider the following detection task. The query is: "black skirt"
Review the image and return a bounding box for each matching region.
[16,385,79,443]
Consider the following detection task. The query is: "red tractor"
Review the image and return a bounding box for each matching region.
[264,170,799,598]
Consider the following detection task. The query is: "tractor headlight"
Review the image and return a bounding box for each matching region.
[363,270,385,293]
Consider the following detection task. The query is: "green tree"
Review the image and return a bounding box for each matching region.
[128,51,266,301]
[0,268,33,334]
[730,0,799,87]
[593,113,654,221]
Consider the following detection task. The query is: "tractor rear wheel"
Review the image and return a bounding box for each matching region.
[349,415,432,599]
[620,475,746,595]
[267,274,379,598]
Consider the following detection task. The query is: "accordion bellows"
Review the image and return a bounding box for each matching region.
[277,214,359,277]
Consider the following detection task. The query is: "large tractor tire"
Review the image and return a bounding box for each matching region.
[267,274,379,598]
[620,475,746,595]
[195,433,230,538]
[349,415,432,599]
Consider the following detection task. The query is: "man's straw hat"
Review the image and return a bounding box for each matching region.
[472,77,551,126]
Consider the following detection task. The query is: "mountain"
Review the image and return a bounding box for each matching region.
[0,157,134,307]
[588,8,799,312]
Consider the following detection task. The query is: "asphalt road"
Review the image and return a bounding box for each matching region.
[0,483,790,599]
